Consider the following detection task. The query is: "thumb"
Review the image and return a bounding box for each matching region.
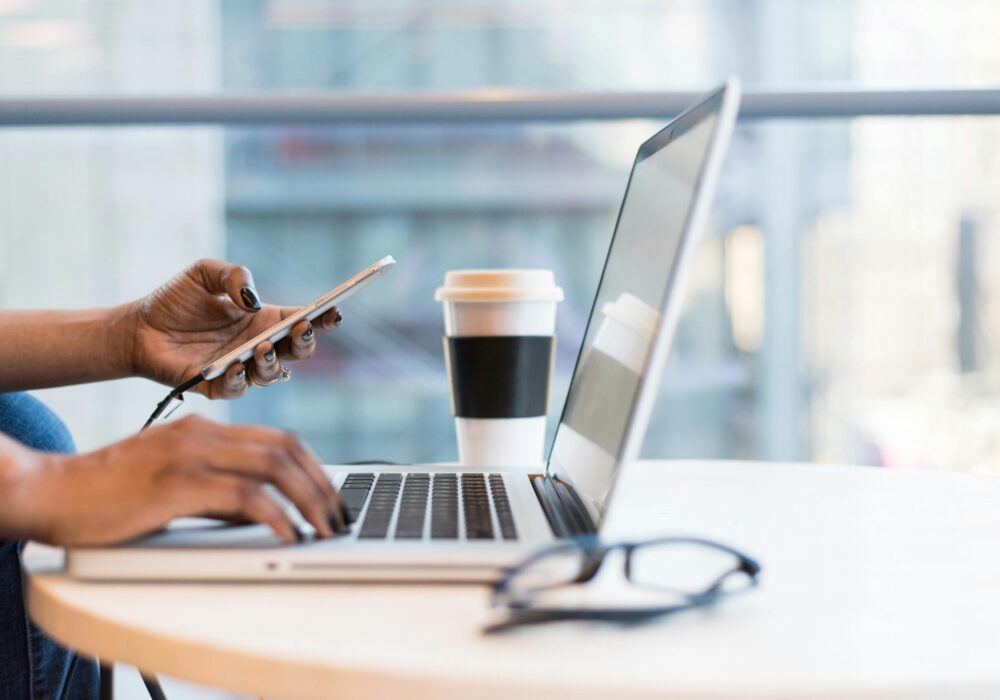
[190,259,262,313]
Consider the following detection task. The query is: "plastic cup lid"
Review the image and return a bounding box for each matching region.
[600,293,660,342]
[435,269,564,303]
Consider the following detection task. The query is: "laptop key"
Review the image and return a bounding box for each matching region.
[394,473,430,539]
[337,473,375,524]
[357,474,402,539]
[462,473,494,540]
[489,474,518,540]
[339,488,372,522]
[430,473,459,539]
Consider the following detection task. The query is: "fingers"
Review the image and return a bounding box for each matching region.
[160,416,346,539]
[286,320,316,361]
[206,362,249,400]
[278,432,349,529]
[250,341,281,384]
[209,424,347,533]
[266,305,342,363]
[313,306,343,332]
[278,306,341,333]
[207,441,336,539]
[195,420,347,534]
[189,259,262,313]
[188,472,298,544]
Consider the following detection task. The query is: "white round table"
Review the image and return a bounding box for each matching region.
[24,460,1000,699]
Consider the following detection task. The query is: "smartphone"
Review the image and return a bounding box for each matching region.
[200,255,396,381]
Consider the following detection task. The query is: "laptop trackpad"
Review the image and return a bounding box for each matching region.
[128,518,287,549]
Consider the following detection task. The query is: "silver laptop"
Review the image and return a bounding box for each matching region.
[67,80,740,582]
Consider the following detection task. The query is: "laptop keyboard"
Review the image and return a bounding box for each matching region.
[341,472,518,541]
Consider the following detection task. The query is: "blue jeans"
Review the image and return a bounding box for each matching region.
[0,393,99,699]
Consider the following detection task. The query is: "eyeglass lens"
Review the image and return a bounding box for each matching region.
[627,541,752,594]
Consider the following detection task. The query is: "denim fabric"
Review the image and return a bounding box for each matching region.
[0,393,99,700]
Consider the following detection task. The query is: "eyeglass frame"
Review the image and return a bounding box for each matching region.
[486,535,761,632]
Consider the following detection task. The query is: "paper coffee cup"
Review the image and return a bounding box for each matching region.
[436,270,564,467]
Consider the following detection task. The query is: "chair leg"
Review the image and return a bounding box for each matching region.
[141,672,168,700]
[99,664,113,700]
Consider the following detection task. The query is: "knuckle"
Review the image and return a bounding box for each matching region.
[237,482,261,511]
[187,413,210,428]
[175,414,199,431]
[266,446,290,472]
[280,430,301,450]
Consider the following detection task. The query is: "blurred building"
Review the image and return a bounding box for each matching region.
[3,0,1000,473]
[220,0,851,464]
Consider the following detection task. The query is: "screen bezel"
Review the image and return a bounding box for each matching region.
[544,79,741,524]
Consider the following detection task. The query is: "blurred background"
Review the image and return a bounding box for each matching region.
[4,0,1000,476]
[5,1,1000,697]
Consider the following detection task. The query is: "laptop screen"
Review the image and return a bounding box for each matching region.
[547,89,728,521]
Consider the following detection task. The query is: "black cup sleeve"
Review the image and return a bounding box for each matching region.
[444,336,555,419]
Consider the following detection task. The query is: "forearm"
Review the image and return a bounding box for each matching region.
[0,434,50,541]
[0,304,136,392]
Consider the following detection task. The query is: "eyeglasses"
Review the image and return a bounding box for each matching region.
[485,535,761,633]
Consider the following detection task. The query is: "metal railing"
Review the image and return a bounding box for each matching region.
[1,87,999,126]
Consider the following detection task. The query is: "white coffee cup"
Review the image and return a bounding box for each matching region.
[435,270,564,467]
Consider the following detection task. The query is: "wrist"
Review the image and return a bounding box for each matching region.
[0,440,61,543]
[106,300,142,379]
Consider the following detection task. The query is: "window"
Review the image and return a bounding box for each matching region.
[3,1,1000,472]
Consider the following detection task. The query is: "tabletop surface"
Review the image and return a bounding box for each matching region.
[24,460,1000,700]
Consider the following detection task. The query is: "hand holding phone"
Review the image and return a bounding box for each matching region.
[142,255,396,429]
[201,255,396,380]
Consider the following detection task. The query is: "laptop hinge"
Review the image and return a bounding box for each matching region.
[530,475,597,538]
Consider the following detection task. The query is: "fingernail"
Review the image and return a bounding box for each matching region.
[240,287,261,311]
[263,348,276,362]
[334,310,343,327]
[302,324,314,341]
[235,368,246,382]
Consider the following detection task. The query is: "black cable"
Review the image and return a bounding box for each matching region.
[136,375,205,697]
[141,374,205,431]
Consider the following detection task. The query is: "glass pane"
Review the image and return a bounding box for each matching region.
[0,126,227,449]
[5,1,1000,476]
[224,122,629,462]
[8,116,1000,474]
[4,1,1000,96]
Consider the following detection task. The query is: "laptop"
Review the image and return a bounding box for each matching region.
[67,79,741,582]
